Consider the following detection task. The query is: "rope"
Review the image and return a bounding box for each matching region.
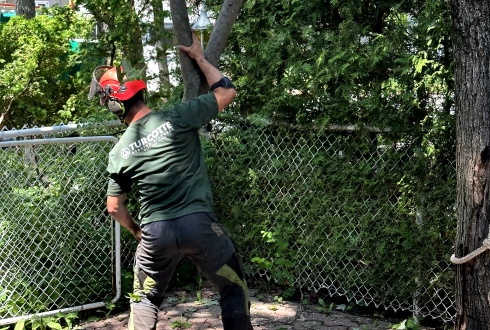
[450,236,490,264]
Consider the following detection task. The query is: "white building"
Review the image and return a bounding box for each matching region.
[0,0,71,10]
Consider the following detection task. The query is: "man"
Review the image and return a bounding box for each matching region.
[89,34,253,330]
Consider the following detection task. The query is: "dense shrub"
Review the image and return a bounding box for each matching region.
[0,6,105,128]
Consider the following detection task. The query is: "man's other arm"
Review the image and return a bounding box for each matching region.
[107,194,141,241]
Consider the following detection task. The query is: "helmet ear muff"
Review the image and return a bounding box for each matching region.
[106,98,125,117]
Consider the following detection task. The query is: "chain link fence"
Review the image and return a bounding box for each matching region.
[0,125,121,325]
[0,119,456,324]
[204,119,456,323]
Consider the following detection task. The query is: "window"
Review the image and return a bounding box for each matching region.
[35,1,49,8]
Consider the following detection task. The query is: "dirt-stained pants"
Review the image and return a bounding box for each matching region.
[128,212,253,330]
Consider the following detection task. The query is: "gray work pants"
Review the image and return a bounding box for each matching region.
[128,212,253,330]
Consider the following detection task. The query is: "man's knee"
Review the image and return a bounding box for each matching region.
[134,265,165,307]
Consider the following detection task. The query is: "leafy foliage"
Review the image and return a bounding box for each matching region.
[223,0,453,132]
[75,0,144,66]
[0,6,100,127]
[14,312,79,330]
[0,0,458,324]
[170,317,191,329]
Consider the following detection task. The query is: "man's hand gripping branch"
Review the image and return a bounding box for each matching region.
[178,32,237,111]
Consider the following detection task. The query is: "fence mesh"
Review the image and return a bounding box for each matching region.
[0,120,457,324]
[204,119,456,323]
[0,135,118,321]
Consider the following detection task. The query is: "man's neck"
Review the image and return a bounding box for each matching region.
[124,101,152,124]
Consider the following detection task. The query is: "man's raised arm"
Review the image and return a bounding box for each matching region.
[178,33,237,111]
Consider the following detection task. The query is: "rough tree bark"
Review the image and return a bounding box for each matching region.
[169,0,201,102]
[169,0,244,101]
[16,0,36,19]
[450,0,490,329]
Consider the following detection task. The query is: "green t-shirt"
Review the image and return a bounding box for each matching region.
[107,93,219,225]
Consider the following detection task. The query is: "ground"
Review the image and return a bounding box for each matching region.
[76,284,436,330]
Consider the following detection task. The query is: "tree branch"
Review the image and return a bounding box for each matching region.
[205,0,244,67]
[110,41,116,66]
[4,76,35,118]
[169,0,201,101]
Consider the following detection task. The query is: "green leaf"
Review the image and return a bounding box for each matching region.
[65,313,78,320]
[128,293,141,302]
[395,320,407,330]
[170,319,191,329]
[203,299,219,306]
[335,304,347,311]
[406,318,419,329]
[14,319,25,330]
[121,59,133,75]
[46,322,62,330]
[115,65,125,84]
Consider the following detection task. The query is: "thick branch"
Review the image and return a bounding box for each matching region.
[16,0,35,19]
[169,0,201,101]
[205,0,244,67]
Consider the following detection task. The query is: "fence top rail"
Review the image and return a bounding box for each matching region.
[0,136,118,147]
[0,121,124,139]
[0,117,394,139]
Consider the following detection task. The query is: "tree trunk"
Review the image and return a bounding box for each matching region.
[205,0,244,68]
[451,0,490,329]
[169,0,201,102]
[170,0,244,101]
[197,0,244,95]
[16,0,36,19]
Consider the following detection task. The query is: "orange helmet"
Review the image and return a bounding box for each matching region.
[98,67,146,101]
[88,65,146,119]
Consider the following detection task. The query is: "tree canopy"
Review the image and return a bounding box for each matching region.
[223,0,453,132]
[0,6,96,127]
